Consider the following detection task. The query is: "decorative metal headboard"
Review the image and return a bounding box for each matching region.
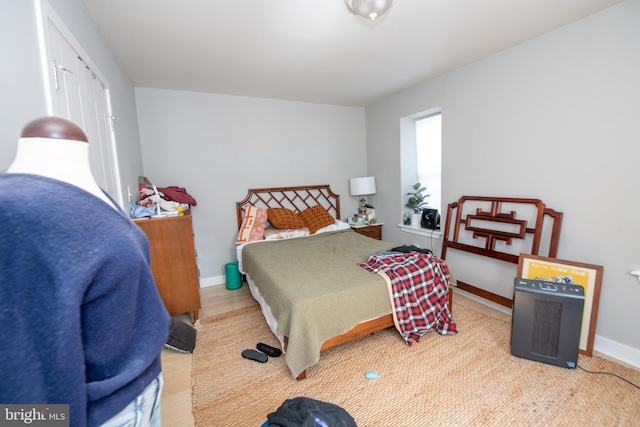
[236,184,341,229]
[441,196,563,307]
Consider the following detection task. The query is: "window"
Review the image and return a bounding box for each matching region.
[415,113,441,213]
[399,108,442,236]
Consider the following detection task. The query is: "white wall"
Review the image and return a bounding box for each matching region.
[135,88,367,283]
[0,0,144,203]
[0,0,48,164]
[366,0,640,365]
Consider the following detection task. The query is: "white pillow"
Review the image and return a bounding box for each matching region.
[314,220,351,234]
[264,227,310,240]
[262,220,349,240]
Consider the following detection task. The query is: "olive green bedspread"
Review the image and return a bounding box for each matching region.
[241,229,395,378]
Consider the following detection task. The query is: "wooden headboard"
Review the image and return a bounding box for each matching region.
[441,196,563,308]
[236,184,340,229]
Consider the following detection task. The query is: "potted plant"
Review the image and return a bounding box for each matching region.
[405,182,429,227]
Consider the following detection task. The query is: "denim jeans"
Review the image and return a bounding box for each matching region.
[100,373,163,427]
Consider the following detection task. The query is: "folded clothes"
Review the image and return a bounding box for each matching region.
[129,203,157,218]
[157,186,197,206]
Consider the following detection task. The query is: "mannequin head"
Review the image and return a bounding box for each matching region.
[21,117,88,143]
[7,116,116,208]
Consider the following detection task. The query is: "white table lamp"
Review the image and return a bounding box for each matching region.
[349,176,376,216]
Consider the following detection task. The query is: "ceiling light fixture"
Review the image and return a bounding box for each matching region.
[344,0,395,20]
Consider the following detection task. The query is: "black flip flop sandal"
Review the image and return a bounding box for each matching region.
[257,342,282,357]
[242,349,268,363]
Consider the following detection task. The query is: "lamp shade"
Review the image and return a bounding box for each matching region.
[344,0,394,20]
[349,176,376,196]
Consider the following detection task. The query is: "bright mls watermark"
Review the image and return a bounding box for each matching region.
[1,405,69,426]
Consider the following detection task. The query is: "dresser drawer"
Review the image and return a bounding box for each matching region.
[351,224,382,240]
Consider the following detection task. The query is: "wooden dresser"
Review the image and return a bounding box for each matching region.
[134,215,201,321]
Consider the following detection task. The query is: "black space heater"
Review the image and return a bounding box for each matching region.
[510,278,584,368]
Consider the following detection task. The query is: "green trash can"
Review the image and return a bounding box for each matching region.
[225,261,242,290]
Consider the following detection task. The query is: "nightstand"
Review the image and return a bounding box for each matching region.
[351,223,383,240]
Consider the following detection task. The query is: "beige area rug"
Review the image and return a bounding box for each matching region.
[192,304,640,426]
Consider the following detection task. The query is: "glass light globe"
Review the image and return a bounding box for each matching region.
[345,0,395,20]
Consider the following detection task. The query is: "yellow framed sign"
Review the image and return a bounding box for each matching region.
[517,253,603,357]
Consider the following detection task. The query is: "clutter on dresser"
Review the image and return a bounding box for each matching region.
[130,176,197,218]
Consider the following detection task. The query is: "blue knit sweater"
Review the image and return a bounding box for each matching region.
[0,173,170,426]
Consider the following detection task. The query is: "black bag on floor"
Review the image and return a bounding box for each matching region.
[267,396,357,427]
[164,317,197,354]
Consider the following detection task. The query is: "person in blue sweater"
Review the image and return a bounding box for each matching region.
[0,117,170,426]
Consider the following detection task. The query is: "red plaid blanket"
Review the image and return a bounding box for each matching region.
[359,252,457,344]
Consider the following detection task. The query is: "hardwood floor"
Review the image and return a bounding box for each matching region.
[159,284,509,427]
[160,283,257,427]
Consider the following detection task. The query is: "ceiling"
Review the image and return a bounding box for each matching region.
[81,0,624,107]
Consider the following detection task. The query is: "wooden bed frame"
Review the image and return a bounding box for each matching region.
[236,184,394,379]
[441,196,563,309]
[237,189,561,378]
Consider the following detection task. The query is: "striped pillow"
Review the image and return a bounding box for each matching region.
[236,205,268,244]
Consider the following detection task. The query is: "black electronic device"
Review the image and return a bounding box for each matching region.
[510,278,584,368]
[421,208,440,230]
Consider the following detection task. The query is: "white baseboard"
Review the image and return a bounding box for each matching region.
[199,275,224,288]
[453,287,640,370]
[452,287,512,316]
[594,335,640,369]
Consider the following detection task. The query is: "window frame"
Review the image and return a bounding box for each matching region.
[399,107,442,238]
